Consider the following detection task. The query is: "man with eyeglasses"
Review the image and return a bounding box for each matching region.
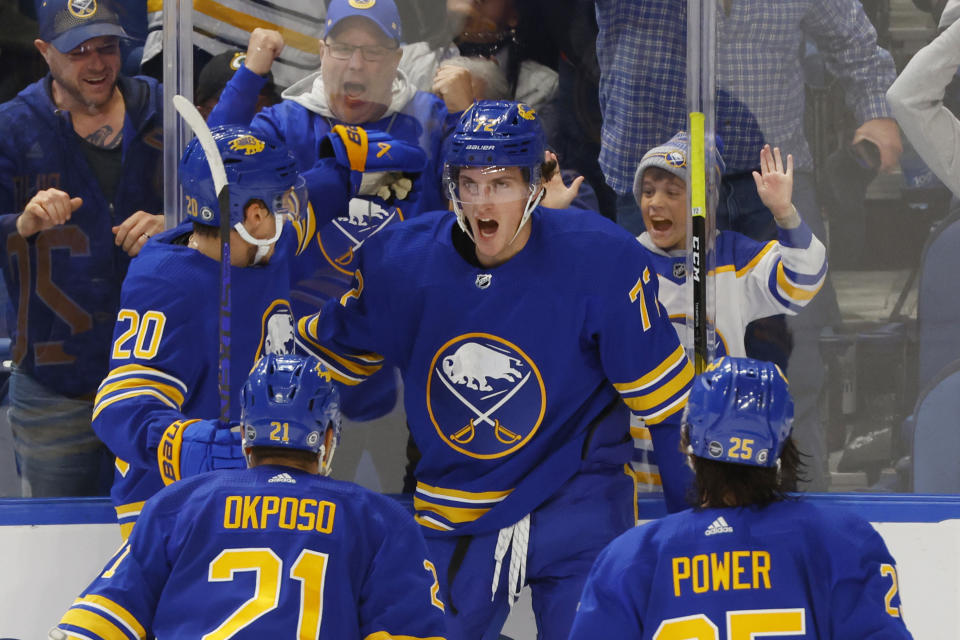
[0,0,164,497]
[210,0,457,220]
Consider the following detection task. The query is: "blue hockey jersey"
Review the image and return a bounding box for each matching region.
[54,465,449,640]
[297,207,694,536]
[569,500,913,639]
[92,219,315,537]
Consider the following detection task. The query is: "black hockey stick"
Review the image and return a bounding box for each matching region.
[172,95,232,426]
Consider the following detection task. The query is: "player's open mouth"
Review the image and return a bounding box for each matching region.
[476,218,499,238]
[84,76,108,87]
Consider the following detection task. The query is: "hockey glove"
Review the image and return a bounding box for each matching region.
[319,124,427,203]
[158,418,245,485]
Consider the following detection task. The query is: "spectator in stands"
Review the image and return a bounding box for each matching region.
[194,50,281,121]
[209,0,455,217]
[399,0,559,113]
[628,133,827,484]
[569,356,912,639]
[594,0,902,489]
[0,0,163,497]
[888,17,960,199]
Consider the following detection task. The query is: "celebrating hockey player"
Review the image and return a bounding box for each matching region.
[91,125,321,538]
[296,100,694,639]
[629,132,827,485]
[52,354,449,640]
[569,356,913,639]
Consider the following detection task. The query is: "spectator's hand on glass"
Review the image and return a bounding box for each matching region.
[432,64,476,113]
[540,150,584,210]
[245,28,285,76]
[17,188,82,237]
[852,117,902,173]
[112,211,164,257]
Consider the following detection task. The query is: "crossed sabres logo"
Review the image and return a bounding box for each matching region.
[69,0,97,19]
[317,197,402,275]
[427,334,545,459]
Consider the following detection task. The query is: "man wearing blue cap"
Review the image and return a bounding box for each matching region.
[210,0,459,219]
[0,0,164,497]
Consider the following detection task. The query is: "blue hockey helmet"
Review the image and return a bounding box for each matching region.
[684,356,794,467]
[241,354,341,473]
[443,100,546,240]
[179,125,306,230]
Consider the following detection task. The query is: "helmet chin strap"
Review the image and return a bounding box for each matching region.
[507,187,545,245]
[318,439,337,476]
[233,214,284,264]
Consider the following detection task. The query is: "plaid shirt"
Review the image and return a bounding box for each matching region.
[595,0,896,193]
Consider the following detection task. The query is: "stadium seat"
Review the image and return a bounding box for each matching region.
[916,207,960,391]
[912,358,960,493]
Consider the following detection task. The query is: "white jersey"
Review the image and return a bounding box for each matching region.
[631,221,826,490]
[638,222,827,357]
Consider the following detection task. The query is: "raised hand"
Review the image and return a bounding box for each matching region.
[752,145,795,221]
[245,28,285,76]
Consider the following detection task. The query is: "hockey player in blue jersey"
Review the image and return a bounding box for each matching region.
[91,125,321,538]
[52,353,449,640]
[569,356,913,639]
[296,99,694,640]
[629,132,827,486]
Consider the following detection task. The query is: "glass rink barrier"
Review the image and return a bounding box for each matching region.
[1,0,960,636]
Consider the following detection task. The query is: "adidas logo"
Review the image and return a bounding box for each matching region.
[704,516,733,536]
[268,472,296,484]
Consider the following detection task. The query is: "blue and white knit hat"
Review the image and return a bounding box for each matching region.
[633,131,689,203]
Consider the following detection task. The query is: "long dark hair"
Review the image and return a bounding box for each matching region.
[684,434,807,509]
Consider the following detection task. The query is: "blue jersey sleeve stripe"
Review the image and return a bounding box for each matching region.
[76,595,146,639]
[53,627,103,640]
[621,358,694,412]
[413,497,490,525]
[95,377,185,409]
[782,259,828,286]
[767,267,805,313]
[777,220,814,249]
[98,365,187,395]
[58,607,135,640]
[363,631,448,640]
[613,345,688,394]
[638,387,690,425]
[92,388,180,421]
[774,261,824,304]
[414,513,455,531]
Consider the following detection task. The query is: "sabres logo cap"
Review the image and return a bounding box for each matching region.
[36,0,128,54]
[324,0,402,45]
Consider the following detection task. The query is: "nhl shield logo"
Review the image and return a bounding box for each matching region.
[475,273,492,289]
[426,333,546,459]
[673,262,685,279]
